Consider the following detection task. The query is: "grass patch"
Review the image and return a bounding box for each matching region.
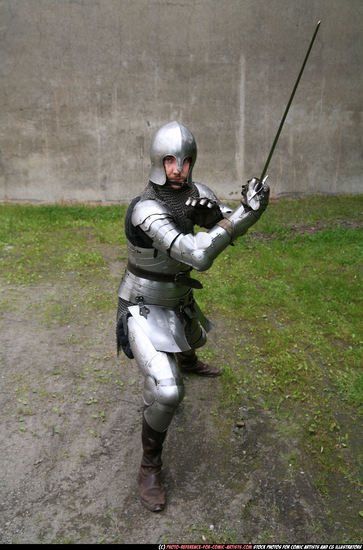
[0,204,127,285]
[197,195,362,494]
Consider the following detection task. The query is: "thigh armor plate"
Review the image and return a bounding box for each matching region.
[127,292,212,353]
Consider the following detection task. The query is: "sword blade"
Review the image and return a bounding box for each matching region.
[258,20,321,187]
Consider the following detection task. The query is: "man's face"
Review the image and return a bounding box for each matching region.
[163,156,191,189]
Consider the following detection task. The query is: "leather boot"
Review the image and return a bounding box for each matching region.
[138,415,167,512]
[176,350,222,377]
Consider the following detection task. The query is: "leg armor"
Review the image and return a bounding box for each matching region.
[127,316,184,433]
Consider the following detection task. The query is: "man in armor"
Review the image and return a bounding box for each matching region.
[116,120,269,512]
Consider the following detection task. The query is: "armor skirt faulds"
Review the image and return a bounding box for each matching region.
[116,288,211,359]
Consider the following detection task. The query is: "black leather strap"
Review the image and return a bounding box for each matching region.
[127,262,203,289]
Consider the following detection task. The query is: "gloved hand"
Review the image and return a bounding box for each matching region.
[185,197,223,228]
[241,177,270,213]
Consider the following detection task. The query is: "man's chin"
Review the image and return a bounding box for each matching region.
[167,180,185,189]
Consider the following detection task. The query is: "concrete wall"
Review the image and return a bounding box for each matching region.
[0,0,362,203]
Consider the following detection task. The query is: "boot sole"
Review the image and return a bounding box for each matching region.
[140,496,165,512]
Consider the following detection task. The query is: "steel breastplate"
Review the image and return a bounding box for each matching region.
[126,242,189,275]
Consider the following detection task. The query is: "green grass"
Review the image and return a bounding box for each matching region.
[0,204,127,284]
[0,196,362,496]
[197,195,362,496]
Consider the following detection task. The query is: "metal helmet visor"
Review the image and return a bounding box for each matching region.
[149,121,197,186]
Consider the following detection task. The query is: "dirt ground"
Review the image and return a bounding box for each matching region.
[0,275,360,544]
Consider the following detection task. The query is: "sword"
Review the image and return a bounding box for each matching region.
[248,20,321,201]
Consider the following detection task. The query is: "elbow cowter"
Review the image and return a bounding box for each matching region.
[170,227,231,271]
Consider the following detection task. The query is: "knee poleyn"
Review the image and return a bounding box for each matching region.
[156,380,184,410]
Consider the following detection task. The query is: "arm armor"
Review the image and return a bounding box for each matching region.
[132,198,264,272]
[131,200,181,254]
[171,204,261,271]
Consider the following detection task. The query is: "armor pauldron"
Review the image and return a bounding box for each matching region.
[132,199,172,228]
[140,213,173,233]
[132,199,182,253]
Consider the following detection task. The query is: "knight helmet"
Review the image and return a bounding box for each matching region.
[149,121,197,186]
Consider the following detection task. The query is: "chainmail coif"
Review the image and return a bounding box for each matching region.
[140,180,200,234]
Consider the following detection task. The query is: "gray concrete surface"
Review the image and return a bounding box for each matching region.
[0,0,362,203]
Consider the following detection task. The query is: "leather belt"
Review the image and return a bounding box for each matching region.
[127,261,203,289]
